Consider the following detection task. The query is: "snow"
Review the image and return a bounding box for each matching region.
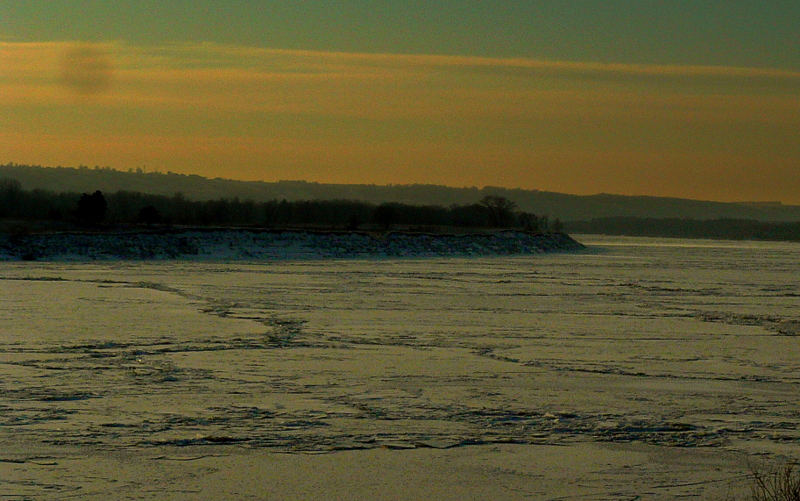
[0,229,584,261]
[3,235,796,499]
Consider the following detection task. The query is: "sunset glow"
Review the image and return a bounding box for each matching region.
[2,2,799,203]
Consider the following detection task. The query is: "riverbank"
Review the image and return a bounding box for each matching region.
[0,228,584,261]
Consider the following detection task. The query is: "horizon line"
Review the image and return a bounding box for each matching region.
[1,161,795,208]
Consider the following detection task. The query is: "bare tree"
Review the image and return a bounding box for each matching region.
[373,203,398,230]
[76,190,107,225]
[0,178,23,217]
[517,211,539,232]
[479,196,518,228]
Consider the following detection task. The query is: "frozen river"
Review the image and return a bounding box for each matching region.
[1,235,799,500]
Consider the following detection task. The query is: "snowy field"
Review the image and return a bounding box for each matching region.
[1,235,799,500]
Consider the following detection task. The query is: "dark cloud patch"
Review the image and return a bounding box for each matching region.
[60,44,114,95]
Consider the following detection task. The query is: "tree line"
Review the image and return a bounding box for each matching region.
[0,178,562,233]
[565,217,800,242]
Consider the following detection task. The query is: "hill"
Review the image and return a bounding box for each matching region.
[3,163,800,222]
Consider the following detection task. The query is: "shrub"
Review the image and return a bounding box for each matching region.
[728,460,800,501]
[748,462,800,501]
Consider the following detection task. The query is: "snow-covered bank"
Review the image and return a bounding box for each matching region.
[0,229,584,261]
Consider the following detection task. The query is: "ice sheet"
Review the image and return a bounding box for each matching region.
[1,235,798,499]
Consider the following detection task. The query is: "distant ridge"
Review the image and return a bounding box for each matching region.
[3,163,800,222]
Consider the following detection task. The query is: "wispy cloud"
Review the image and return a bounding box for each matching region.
[3,41,798,137]
[1,41,798,201]
[3,41,798,110]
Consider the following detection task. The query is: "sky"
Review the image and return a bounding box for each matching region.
[1,1,799,203]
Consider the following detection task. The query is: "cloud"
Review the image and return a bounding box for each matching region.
[3,41,798,117]
[1,41,799,202]
[2,41,798,140]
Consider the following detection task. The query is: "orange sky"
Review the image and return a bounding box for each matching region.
[2,41,799,203]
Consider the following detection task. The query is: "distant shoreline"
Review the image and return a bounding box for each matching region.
[4,163,800,222]
[0,228,585,262]
[565,217,800,242]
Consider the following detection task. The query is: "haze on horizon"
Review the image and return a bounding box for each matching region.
[1,1,798,204]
